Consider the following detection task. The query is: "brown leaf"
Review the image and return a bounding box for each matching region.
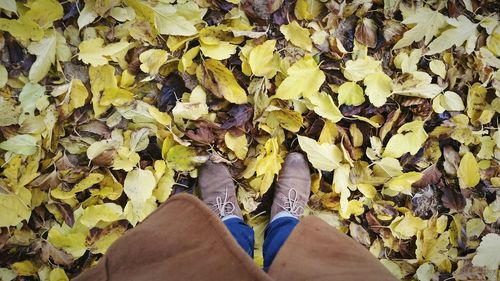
[365,212,383,234]
[443,145,460,175]
[29,170,61,191]
[412,164,443,189]
[52,202,75,227]
[441,186,465,212]
[241,0,283,21]
[78,121,111,139]
[91,149,116,167]
[186,127,215,145]
[379,108,400,141]
[32,239,74,266]
[355,18,378,48]
[221,105,253,130]
[412,185,440,219]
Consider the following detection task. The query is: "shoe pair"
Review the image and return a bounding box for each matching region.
[198,152,311,221]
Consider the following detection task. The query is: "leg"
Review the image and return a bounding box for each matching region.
[198,161,255,257]
[73,194,270,281]
[264,153,311,269]
[267,216,398,281]
[223,217,255,257]
[263,216,299,270]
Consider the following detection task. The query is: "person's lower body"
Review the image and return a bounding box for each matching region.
[200,153,311,270]
[223,213,300,270]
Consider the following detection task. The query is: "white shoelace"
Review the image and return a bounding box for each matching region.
[277,188,304,217]
[209,188,235,219]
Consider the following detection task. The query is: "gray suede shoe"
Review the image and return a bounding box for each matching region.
[198,161,243,219]
[270,152,311,220]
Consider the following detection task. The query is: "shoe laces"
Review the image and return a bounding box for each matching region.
[209,188,236,219]
[277,188,304,217]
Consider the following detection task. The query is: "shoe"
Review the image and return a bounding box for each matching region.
[198,161,243,219]
[270,152,311,220]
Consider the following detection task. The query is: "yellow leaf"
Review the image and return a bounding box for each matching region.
[254,138,284,195]
[483,205,500,224]
[79,203,123,227]
[472,233,500,271]
[18,83,48,124]
[392,71,444,99]
[357,183,376,199]
[416,230,450,269]
[432,91,465,113]
[275,55,325,100]
[294,0,323,20]
[200,41,238,60]
[27,32,57,83]
[393,6,447,49]
[0,0,16,13]
[0,64,7,88]
[154,165,175,203]
[89,65,116,117]
[343,56,381,82]
[332,164,351,214]
[124,197,157,226]
[266,109,304,133]
[486,26,500,56]
[380,259,403,279]
[225,132,248,160]
[124,168,157,210]
[304,91,343,123]
[390,212,427,239]
[148,106,172,126]
[166,145,202,172]
[100,88,134,107]
[426,15,478,55]
[152,2,206,36]
[47,222,87,258]
[0,187,32,227]
[318,120,338,144]
[11,261,37,276]
[197,59,247,104]
[457,152,480,188]
[88,223,127,254]
[23,0,63,28]
[249,40,278,78]
[384,172,423,196]
[112,146,140,171]
[338,82,365,106]
[51,173,105,199]
[280,21,312,51]
[467,83,491,126]
[77,0,98,29]
[394,49,422,73]
[0,134,38,156]
[466,218,485,238]
[178,46,200,73]
[477,136,495,160]
[364,72,393,107]
[429,60,447,79]
[0,17,43,42]
[172,85,209,120]
[69,79,89,110]
[49,268,69,281]
[298,135,343,171]
[383,120,428,158]
[78,38,130,67]
[139,49,169,75]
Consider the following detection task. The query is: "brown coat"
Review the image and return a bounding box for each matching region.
[74,194,397,281]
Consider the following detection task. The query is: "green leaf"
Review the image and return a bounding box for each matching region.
[0,135,38,155]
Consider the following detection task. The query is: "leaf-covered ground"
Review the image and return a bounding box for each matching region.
[0,0,500,280]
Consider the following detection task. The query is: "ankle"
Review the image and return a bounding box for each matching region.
[270,211,299,223]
